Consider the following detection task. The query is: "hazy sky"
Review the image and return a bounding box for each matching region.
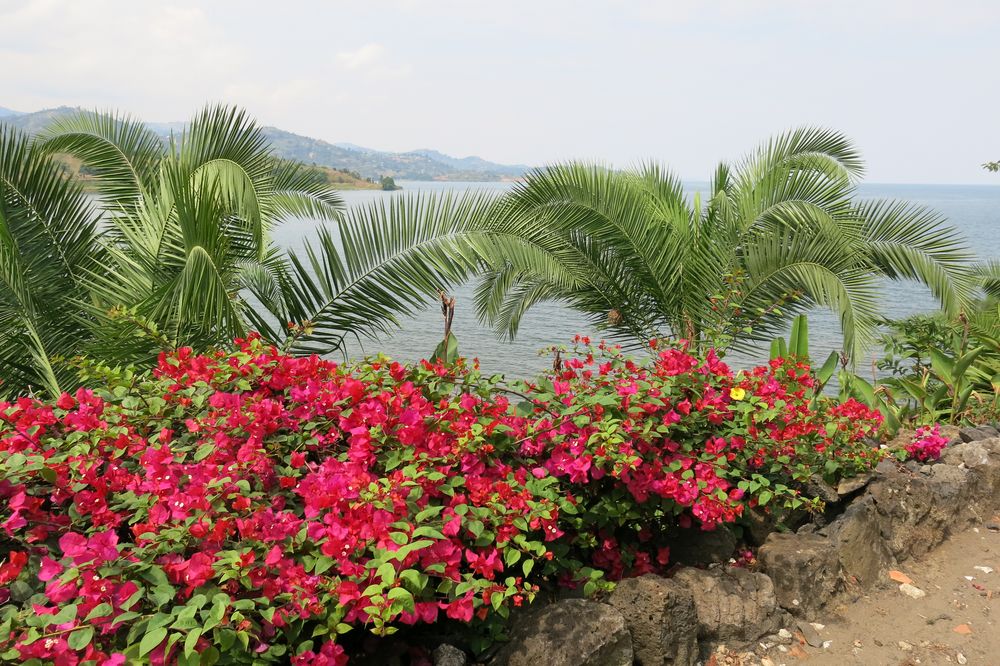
[2,0,998,184]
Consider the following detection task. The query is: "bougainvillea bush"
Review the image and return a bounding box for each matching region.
[903,424,950,462]
[0,336,882,665]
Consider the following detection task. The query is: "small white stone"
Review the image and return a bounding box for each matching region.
[899,583,927,599]
[810,622,826,631]
[974,566,994,574]
[958,652,968,665]
[964,575,975,581]
[778,645,789,653]
[898,641,914,651]
[792,598,800,606]
[778,628,793,639]
[822,641,832,649]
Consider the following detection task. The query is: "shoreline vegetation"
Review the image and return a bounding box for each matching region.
[304,164,381,190]
[291,162,402,191]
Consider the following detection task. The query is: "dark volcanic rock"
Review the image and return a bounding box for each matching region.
[828,495,893,590]
[757,532,842,615]
[433,644,467,666]
[941,441,991,468]
[494,599,632,666]
[867,460,976,560]
[672,567,782,645]
[806,474,841,504]
[836,472,874,497]
[608,575,698,666]
[759,495,892,615]
[960,426,988,443]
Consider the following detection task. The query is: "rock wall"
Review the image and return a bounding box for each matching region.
[464,429,1000,666]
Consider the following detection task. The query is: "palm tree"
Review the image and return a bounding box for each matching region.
[471,128,973,359]
[0,105,487,397]
[0,125,104,397]
[37,106,350,358]
[0,117,976,396]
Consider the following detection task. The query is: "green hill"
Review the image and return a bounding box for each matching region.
[285,161,383,190]
[1,106,528,182]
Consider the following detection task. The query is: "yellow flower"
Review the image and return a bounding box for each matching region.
[729,387,746,401]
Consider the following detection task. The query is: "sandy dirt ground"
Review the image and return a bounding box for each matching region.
[712,519,1000,666]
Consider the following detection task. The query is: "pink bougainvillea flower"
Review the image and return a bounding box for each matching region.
[0,550,27,585]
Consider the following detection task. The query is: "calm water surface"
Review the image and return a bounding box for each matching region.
[271,181,1000,379]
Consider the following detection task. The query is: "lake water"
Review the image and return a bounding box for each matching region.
[271,181,1000,379]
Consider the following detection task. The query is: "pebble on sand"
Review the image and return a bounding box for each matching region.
[898,583,927,599]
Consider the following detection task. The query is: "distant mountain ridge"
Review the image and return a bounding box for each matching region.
[407,149,529,177]
[0,106,528,182]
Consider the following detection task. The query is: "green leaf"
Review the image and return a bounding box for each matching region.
[398,569,428,591]
[5,452,26,470]
[203,598,226,631]
[466,520,485,539]
[50,603,78,625]
[394,539,435,559]
[412,526,446,540]
[414,505,444,522]
[139,627,167,657]
[432,332,460,364]
[84,602,113,621]
[200,646,220,666]
[376,562,396,584]
[387,587,415,613]
[929,348,957,385]
[849,375,878,407]
[193,443,215,461]
[67,626,94,651]
[816,351,839,387]
[217,628,237,651]
[954,346,986,383]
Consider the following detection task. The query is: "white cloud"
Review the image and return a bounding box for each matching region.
[334,43,386,70]
[0,1,244,118]
[0,0,997,183]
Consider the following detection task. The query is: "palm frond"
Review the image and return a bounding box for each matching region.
[857,199,974,316]
[972,261,1000,299]
[271,159,345,222]
[38,109,164,206]
[246,192,495,355]
[739,230,880,359]
[0,125,103,397]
